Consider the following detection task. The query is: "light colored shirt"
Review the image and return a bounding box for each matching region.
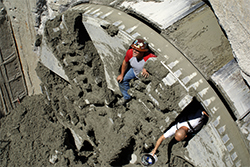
[163,110,204,139]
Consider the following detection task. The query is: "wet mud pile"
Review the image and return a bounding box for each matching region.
[1,9,196,166]
[0,95,68,166]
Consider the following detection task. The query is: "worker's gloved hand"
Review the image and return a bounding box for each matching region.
[142,68,149,78]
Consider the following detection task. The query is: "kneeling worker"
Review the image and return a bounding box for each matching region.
[151,109,209,156]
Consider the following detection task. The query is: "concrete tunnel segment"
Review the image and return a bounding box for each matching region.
[39,3,250,166]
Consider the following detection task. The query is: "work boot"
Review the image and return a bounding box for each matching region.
[117,97,130,106]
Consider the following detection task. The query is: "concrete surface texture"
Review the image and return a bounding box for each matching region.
[0,0,250,166]
[0,2,27,116]
[2,0,42,96]
[208,0,250,85]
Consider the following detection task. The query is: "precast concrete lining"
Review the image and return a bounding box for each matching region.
[68,3,250,166]
[212,59,250,120]
[120,0,205,29]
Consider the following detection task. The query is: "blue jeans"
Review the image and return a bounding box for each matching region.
[118,68,136,100]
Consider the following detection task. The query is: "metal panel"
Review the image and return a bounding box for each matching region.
[0,18,27,116]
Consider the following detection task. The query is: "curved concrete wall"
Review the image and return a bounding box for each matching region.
[208,0,250,83]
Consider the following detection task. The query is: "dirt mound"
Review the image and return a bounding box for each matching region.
[0,95,68,166]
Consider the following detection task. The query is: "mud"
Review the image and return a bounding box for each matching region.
[0,95,67,166]
[0,7,196,166]
[161,6,233,79]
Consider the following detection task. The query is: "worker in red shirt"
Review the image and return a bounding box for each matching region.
[116,39,157,105]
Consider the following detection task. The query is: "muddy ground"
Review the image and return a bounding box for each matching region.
[0,7,199,166]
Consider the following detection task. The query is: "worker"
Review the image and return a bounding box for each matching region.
[151,109,209,156]
[116,38,157,105]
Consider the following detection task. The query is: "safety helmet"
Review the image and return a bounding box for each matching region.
[141,153,157,166]
[131,39,148,52]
